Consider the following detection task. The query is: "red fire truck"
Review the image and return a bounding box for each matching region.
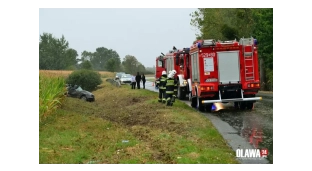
[155,48,180,85]
[155,47,191,100]
[176,37,262,111]
[155,55,166,82]
[171,48,192,100]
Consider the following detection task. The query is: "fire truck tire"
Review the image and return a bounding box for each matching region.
[196,90,205,112]
[239,102,246,110]
[178,86,186,100]
[234,102,239,109]
[191,96,197,108]
[246,102,254,110]
[205,103,213,112]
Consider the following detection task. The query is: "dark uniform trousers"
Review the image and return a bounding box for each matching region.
[173,79,178,102]
[156,78,161,102]
[158,75,167,103]
[165,78,175,106]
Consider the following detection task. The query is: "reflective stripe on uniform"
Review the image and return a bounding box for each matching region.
[160,76,167,89]
[166,80,174,86]
[166,91,174,94]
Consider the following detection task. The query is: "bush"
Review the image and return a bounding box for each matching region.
[66,69,102,91]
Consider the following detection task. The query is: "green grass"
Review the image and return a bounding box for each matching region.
[39,73,66,122]
[39,76,239,164]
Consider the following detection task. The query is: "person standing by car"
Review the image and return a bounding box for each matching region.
[131,74,136,89]
[141,73,146,89]
[135,72,141,89]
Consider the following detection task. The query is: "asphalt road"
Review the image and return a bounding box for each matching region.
[138,80,273,164]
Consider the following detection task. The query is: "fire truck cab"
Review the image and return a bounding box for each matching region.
[173,48,192,100]
[186,37,262,111]
[155,55,166,85]
[164,49,178,74]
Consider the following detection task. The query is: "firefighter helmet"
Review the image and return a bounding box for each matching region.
[162,71,167,75]
[168,70,176,79]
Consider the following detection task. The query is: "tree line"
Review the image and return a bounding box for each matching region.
[190,8,273,91]
[39,32,153,75]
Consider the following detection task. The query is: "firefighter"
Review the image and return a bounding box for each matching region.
[165,70,177,106]
[155,77,160,89]
[157,71,167,103]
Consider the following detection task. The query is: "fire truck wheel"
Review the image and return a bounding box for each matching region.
[178,86,186,100]
[205,103,213,112]
[196,91,205,112]
[191,96,197,108]
[239,102,246,110]
[246,102,254,110]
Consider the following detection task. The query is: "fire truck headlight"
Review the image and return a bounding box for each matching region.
[205,78,218,82]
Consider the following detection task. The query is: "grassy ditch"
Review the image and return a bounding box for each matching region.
[39,73,239,164]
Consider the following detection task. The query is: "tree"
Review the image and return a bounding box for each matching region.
[39,33,78,70]
[190,8,236,40]
[252,8,273,90]
[81,50,93,61]
[80,47,121,71]
[64,48,78,70]
[122,55,139,74]
[80,60,93,70]
[137,63,146,73]
[190,8,273,90]
[105,58,118,72]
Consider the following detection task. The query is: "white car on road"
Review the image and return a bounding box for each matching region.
[120,74,132,85]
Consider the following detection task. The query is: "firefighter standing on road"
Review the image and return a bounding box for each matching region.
[165,70,177,106]
[157,71,167,103]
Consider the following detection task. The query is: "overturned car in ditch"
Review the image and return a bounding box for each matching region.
[65,84,95,102]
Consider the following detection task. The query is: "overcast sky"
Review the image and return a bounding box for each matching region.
[39,8,198,67]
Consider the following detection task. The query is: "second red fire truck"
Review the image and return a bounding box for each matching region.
[155,37,262,111]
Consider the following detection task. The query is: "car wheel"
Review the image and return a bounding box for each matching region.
[81,96,87,101]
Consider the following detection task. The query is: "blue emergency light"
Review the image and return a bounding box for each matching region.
[254,39,258,45]
[197,42,201,48]
[211,104,216,111]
